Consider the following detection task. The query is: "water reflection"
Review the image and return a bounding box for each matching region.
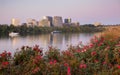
[0,33,99,54]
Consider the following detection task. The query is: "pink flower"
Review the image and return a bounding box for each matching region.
[2,61,9,68]
[1,52,7,57]
[7,52,11,56]
[49,61,53,65]
[115,44,120,47]
[76,49,81,53]
[94,60,99,63]
[94,39,98,43]
[36,55,42,60]
[98,42,103,46]
[49,60,57,65]
[103,61,107,65]
[79,64,87,69]
[33,55,42,64]
[32,67,40,74]
[91,51,97,56]
[53,60,57,64]
[64,63,69,67]
[117,65,120,69]
[33,45,42,52]
[89,43,94,48]
[67,66,71,75]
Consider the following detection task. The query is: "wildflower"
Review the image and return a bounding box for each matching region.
[94,39,98,43]
[49,61,53,65]
[49,60,57,65]
[33,55,42,64]
[33,45,41,52]
[115,44,120,47]
[117,65,120,69]
[64,63,69,67]
[103,61,107,65]
[2,61,9,68]
[89,43,94,48]
[76,49,81,53]
[100,37,104,42]
[7,52,11,56]
[32,67,40,74]
[98,42,103,46]
[35,55,42,60]
[91,51,97,56]
[79,64,87,69]
[53,60,57,64]
[94,60,99,63]
[67,66,71,75]
[0,51,7,57]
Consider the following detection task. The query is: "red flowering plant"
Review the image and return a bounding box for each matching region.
[11,45,44,75]
[0,51,11,74]
[1,28,120,74]
[44,46,61,62]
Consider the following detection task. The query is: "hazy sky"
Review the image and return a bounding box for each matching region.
[0,0,120,24]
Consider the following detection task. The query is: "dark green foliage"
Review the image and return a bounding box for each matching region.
[0,24,105,36]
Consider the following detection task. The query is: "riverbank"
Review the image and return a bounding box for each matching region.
[0,28,120,75]
[0,25,105,36]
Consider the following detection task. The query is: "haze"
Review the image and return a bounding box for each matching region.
[0,0,120,24]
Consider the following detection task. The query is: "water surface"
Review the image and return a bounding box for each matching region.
[0,33,100,54]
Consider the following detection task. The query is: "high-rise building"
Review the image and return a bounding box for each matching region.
[71,22,80,26]
[53,16,63,27]
[43,16,53,26]
[94,22,101,26]
[64,18,71,24]
[27,18,37,27]
[11,18,20,26]
[39,19,51,27]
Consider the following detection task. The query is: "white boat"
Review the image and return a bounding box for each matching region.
[51,31,61,34]
[9,32,19,37]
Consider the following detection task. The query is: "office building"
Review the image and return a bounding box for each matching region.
[94,22,101,26]
[11,18,20,26]
[43,16,53,26]
[64,18,72,24]
[53,16,63,27]
[39,19,51,27]
[27,18,38,27]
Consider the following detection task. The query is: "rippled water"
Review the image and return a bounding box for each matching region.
[0,33,101,54]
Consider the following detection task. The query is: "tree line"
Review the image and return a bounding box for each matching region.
[0,24,104,36]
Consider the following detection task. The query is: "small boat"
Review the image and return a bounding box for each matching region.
[51,31,61,34]
[9,32,19,37]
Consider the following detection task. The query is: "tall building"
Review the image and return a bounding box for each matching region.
[27,18,38,27]
[43,16,53,26]
[39,19,51,27]
[94,22,101,26]
[11,18,20,26]
[53,16,63,27]
[64,18,71,24]
[71,22,80,26]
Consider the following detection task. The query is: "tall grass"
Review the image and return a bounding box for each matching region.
[102,27,120,41]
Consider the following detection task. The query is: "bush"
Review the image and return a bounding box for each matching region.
[1,28,120,75]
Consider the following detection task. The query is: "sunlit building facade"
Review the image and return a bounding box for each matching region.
[27,18,38,27]
[11,18,20,26]
[94,22,101,26]
[39,19,51,27]
[43,16,53,26]
[53,16,63,27]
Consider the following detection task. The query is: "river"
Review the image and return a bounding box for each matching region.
[0,33,101,54]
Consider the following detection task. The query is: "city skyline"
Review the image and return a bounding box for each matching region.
[0,0,120,25]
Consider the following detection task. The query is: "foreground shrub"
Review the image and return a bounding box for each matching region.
[1,30,120,74]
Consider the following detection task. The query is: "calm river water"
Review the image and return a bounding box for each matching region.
[0,33,100,54]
